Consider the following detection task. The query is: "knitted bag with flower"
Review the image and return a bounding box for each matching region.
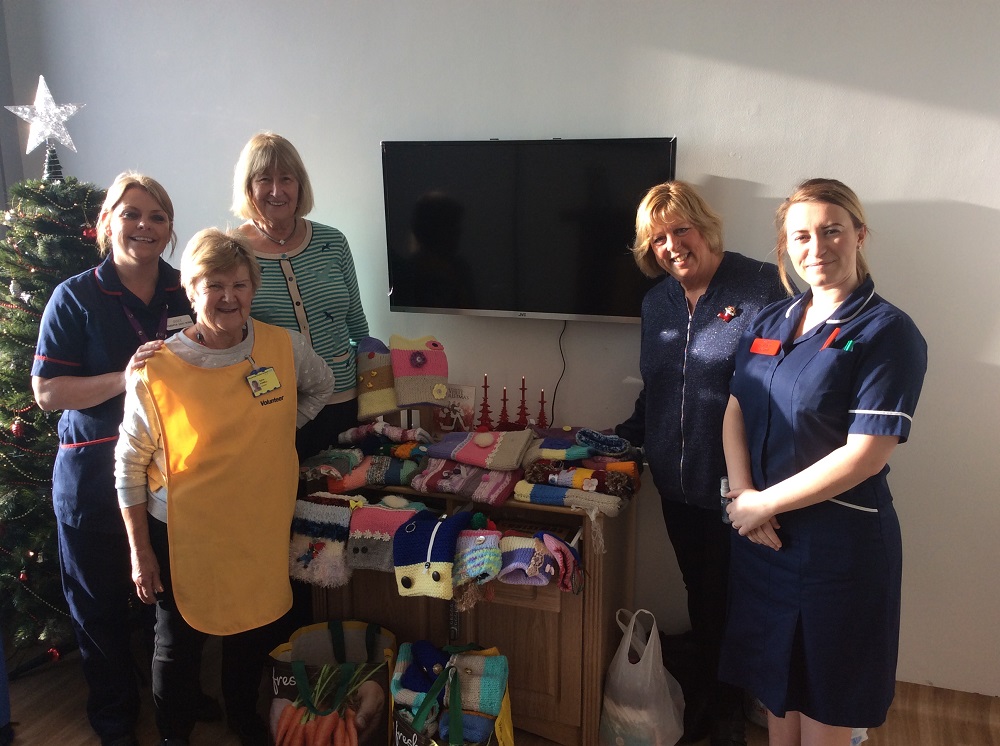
[389,335,449,406]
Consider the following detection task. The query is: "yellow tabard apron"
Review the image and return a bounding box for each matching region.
[142,322,298,635]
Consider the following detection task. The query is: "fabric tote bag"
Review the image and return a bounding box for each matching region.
[266,620,396,746]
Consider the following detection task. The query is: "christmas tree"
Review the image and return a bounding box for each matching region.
[0,149,104,650]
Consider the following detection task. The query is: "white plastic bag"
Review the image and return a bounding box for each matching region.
[599,609,685,746]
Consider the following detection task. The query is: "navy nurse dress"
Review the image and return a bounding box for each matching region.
[718,276,927,727]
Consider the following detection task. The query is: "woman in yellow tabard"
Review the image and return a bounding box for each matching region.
[115,229,334,746]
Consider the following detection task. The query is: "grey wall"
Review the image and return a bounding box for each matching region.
[4,0,999,696]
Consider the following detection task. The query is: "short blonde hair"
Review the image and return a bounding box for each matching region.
[631,181,724,278]
[180,229,262,304]
[775,178,870,294]
[231,132,315,222]
[96,172,177,256]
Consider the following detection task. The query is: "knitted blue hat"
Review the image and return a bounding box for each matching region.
[393,510,473,599]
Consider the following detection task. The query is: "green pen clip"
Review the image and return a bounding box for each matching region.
[843,340,855,351]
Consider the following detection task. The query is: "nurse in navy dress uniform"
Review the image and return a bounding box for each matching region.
[718,179,927,746]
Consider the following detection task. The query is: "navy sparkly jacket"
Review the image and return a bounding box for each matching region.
[616,252,787,510]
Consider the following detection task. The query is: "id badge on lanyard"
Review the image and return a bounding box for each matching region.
[245,354,281,397]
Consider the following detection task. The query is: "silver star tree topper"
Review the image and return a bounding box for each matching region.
[5,75,84,154]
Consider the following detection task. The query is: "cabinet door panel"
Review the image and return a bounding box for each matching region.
[315,569,451,643]
[462,583,583,729]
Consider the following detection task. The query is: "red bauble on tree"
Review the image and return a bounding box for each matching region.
[11,419,25,438]
[82,226,97,241]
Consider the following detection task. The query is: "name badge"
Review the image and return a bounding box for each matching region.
[247,367,281,397]
[167,314,194,331]
[750,338,781,356]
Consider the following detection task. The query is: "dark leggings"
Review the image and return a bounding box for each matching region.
[147,517,290,739]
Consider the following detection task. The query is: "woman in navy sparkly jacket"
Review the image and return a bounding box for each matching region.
[616,181,787,746]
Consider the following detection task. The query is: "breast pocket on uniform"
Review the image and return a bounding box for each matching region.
[794,348,860,426]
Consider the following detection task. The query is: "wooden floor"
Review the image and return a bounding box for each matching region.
[6,641,1000,745]
[5,638,560,745]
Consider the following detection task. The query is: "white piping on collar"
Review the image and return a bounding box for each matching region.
[783,285,877,324]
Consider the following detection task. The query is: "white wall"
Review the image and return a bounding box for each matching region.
[5,0,999,696]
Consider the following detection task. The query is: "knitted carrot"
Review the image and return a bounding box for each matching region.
[333,714,348,746]
[303,715,319,746]
[313,711,339,746]
[287,706,308,746]
[345,707,359,746]
[275,702,298,746]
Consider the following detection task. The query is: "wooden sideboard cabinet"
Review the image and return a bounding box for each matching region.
[313,490,636,746]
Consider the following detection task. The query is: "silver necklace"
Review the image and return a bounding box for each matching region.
[253,218,296,246]
[195,324,248,347]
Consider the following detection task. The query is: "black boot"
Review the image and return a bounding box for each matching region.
[710,683,747,746]
[660,631,712,743]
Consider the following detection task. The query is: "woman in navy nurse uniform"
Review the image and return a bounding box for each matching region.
[719,179,927,746]
[31,173,194,746]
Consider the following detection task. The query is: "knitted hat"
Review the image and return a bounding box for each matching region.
[453,515,502,586]
[390,641,445,723]
[497,531,556,586]
[400,640,450,699]
[346,497,422,572]
[393,510,473,599]
[538,531,584,593]
[356,336,398,421]
[389,335,449,407]
[289,492,354,588]
[575,427,630,456]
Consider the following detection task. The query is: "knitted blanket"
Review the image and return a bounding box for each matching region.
[512,479,624,517]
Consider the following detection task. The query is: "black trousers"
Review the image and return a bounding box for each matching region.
[147,517,290,739]
[660,499,741,732]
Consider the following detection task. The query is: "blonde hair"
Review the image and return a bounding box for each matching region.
[231,132,315,221]
[774,178,870,294]
[96,172,176,256]
[631,181,724,278]
[180,228,262,304]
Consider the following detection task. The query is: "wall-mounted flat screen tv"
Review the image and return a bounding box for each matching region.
[381,137,677,323]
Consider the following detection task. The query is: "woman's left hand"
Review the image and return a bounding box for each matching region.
[127,339,164,376]
[727,489,782,548]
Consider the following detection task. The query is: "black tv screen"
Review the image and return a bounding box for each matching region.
[381,137,676,323]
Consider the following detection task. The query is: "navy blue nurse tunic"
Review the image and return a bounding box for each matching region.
[32,256,193,531]
[718,276,927,727]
